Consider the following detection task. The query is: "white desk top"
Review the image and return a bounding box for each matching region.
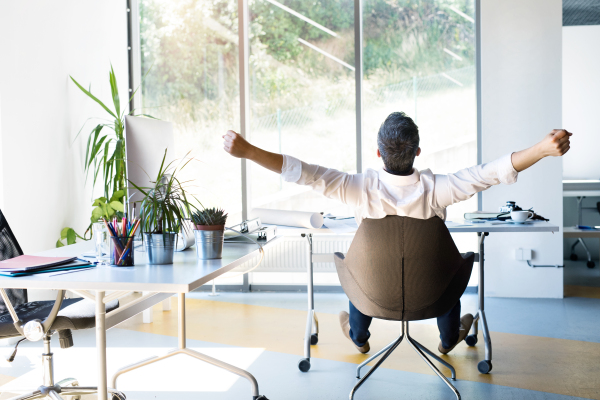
[272,220,559,236]
[563,179,600,197]
[0,238,276,292]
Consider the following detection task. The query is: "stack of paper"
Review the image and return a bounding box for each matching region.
[0,255,93,277]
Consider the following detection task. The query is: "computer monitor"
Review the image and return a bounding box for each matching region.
[124,115,175,211]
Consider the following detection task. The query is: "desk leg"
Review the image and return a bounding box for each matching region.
[467,233,493,374]
[298,234,316,373]
[96,291,108,400]
[111,293,268,400]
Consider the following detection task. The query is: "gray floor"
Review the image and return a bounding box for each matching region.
[0,328,591,400]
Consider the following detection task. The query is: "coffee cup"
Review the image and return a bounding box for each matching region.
[511,210,533,223]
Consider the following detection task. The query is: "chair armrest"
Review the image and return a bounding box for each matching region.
[0,289,23,334]
[42,290,65,332]
[0,288,65,336]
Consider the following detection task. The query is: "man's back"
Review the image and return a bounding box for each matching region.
[279,153,518,223]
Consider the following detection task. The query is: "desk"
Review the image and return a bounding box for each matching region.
[286,220,559,375]
[0,239,277,400]
[563,180,600,267]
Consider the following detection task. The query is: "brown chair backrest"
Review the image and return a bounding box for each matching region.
[334,216,474,321]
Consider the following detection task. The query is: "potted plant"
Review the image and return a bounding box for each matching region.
[58,65,155,247]
[191,208,228,259]
[130,149,193,265]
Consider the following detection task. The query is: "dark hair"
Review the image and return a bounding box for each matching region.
[377,112,419,174]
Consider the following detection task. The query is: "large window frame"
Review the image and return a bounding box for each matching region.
[126,0,482,218]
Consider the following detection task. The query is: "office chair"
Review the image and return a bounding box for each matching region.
[568,200,600,268]
[334,216,474,400]
[0,209,125,400]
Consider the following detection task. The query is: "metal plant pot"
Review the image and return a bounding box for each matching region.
[144,233,177,265]
[194,226,225,259]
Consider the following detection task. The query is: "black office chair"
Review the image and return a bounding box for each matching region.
[334,216,474,400]
[0,209,125,400]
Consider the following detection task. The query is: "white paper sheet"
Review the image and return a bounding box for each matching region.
[176,220,195,251]
[250,208,324,229]
[323,217,358,233]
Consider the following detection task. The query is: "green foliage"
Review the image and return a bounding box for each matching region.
[130,149,197,235]
[191,207,228,226]
[57,65,155,247]
[56,227,85,248]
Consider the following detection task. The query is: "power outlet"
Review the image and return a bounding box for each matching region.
[515,248,532,261]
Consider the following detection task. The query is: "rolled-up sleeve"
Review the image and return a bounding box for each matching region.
[433,153,518,209]
[280,155,364,207]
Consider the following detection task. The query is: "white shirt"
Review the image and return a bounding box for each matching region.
[280,154,519,224]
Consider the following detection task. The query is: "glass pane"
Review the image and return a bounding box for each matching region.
[362,0,477,222]
[139,0,243,223]
[249,0,356,216]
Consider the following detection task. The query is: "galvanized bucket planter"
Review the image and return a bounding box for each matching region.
[194,225,225,259]
[144,233,178,265]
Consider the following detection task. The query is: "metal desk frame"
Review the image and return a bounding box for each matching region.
[297,222,558,375]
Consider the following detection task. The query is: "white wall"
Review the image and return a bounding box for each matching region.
[481,0,564,298]
[0,1,129,253]
[562,25,600,180]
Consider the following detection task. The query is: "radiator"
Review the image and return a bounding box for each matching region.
[231,235,353,273]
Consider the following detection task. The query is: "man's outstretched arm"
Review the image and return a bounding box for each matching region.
[511,129,572,172]
[223,130,364,207]
[223,130,283,173]
[433,129,572,209]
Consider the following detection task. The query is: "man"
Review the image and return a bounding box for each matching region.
[223,111,571,355]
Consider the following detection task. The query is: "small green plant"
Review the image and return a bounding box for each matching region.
[130,149,196,236]
[191,208,228,227]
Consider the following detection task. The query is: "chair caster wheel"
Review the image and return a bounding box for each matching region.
[478,360,492,374]
[310,333,318,345]
[112,395,126,400]
[570,253,578,261]
[465,334,478,347]
[587,261,595,268]
[298,358,311,372]
[254,396,269,400]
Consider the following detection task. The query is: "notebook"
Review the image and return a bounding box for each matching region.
[0,255,77,272]
[0,261,94,277]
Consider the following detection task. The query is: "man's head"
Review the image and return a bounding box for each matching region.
[377,112,420,175]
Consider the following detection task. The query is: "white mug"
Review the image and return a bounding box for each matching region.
[511,210,534,223]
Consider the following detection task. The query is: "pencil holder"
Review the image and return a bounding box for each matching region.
[110,236,135,267]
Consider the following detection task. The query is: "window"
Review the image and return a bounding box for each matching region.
[139,0,243,223]
[248,0,356,217]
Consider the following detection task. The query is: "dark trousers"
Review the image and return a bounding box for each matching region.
[349,300,461,349]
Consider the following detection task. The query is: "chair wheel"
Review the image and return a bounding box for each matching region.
[570,253,578,261]
[310,333,318,345]
[112,394,126,400]
[587,261,595,268]
[465,334,478,347]
[478,360,492,374]
[298,358,311,372]
[254,396,269,400]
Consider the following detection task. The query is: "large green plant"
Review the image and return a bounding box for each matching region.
[57,65,152,247]
[130,149,197,236]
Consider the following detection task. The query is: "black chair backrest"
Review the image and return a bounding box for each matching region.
[0,210,28,313]
[334,216,474,322]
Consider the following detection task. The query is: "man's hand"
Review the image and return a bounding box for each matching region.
[222,130,284,173]
[223,130,254,159]
[537,129,572,157]
[511,129,573,172]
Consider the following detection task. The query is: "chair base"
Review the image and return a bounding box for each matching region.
[350,321,460,400]
[8,383,126,400]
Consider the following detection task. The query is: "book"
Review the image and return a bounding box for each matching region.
[0,255,77,272]
[464,211,504,220]
[0,261,93,277]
